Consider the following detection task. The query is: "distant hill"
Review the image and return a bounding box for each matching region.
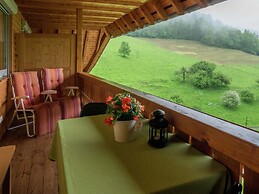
[129,12,259,56]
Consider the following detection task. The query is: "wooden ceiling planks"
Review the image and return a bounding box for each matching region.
[16,0,226,36]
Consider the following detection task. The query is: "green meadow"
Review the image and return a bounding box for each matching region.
[91,36,259,130]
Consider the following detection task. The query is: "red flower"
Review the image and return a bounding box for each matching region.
[104,116,113,126]
[106,96,113,104]
[122,103,130,112]
[104,93,144,126]
[133,116,139,120]
[122,97,131,105]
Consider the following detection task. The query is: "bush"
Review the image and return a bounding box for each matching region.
[187,61,231,89]
[221,91,240,108]
[170,95,183,104]
[190,72,211,89]
[188,61,216,76]
[211,72,231,88]
[240,90,254,103]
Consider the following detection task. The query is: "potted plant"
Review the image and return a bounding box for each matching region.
[104,92,144,142]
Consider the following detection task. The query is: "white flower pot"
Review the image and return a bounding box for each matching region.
[113,120,136,142]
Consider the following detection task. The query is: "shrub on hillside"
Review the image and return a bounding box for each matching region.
[211,72,231,88]
[190,71,211,89]
[185,61,231,89]
[170,95,183,104]
[188,61,216,76]
[240,90,254,103]
[221,90,240,108]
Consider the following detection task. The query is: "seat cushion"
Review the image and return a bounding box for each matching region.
[59,96,81,119]
[42,68,64,98]
[12,71,43,107]
[32,101,61,136]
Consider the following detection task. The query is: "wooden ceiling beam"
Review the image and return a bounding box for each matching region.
[18,0,145,6]
[121,15,135,31]
[115,20,127,33]
[105,25,115,36]
[24,14,116,23]
[129,10,144,28]
[139,4,154,24]
[195,0,208,7]
[16,2,134,13]
[109,22,122,37]
[168,0,184,14]
[19,8,124,17]
[27,21,107,28]
[150,0,168,20]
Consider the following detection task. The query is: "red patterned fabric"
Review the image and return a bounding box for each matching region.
[59,96,81,119]
[42,68,64,99]
[11,71,62,136]
[41,68,81,119]
[33,101,61,136]
[12,71,42,107]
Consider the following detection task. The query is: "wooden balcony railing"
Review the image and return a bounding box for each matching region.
[79,72,259,193]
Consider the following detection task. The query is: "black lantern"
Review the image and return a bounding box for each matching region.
[148,109,169,148]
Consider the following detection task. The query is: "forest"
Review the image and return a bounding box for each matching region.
[129,13,259,56]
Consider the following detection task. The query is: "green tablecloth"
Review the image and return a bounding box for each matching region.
[49,115,230,194]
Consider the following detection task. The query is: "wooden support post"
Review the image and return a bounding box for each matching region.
[76,8,83,74]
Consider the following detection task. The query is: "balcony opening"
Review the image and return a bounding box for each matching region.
[90,0,259,132]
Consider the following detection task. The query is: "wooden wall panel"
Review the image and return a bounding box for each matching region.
[82,30,100,67]
[0,78,8,139]
[244,167,259,193]
[16,33,77,86]
[12,12,23,72]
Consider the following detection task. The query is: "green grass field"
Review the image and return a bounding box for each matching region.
[91,36,259,129]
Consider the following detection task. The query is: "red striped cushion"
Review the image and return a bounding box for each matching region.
[42,68,64,98]
[33,101,61,136]
[12,71,42,107]
[59,96,81,119]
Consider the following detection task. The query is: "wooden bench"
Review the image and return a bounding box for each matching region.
[0,145,15,194]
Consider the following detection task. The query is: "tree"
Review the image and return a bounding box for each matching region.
[175,66,189,82]
[118,42,131,57]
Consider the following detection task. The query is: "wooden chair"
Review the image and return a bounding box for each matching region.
[8,71,62,137]
[41,68,81,119]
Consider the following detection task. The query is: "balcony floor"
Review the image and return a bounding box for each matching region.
[0,128,58,194]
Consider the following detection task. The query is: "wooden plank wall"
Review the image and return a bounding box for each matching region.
[11,12,23,72]
[82,30,100,67]
[15,33,77,87]
[0,78,8,139]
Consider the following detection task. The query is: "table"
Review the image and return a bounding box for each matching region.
[49,115,230,194]
[0,145,15,194]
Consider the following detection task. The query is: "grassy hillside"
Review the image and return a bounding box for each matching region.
[91,36,259,129]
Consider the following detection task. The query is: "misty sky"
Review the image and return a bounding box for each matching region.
[198,0,259,32]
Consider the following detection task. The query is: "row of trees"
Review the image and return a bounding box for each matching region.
[129,13,259,56]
